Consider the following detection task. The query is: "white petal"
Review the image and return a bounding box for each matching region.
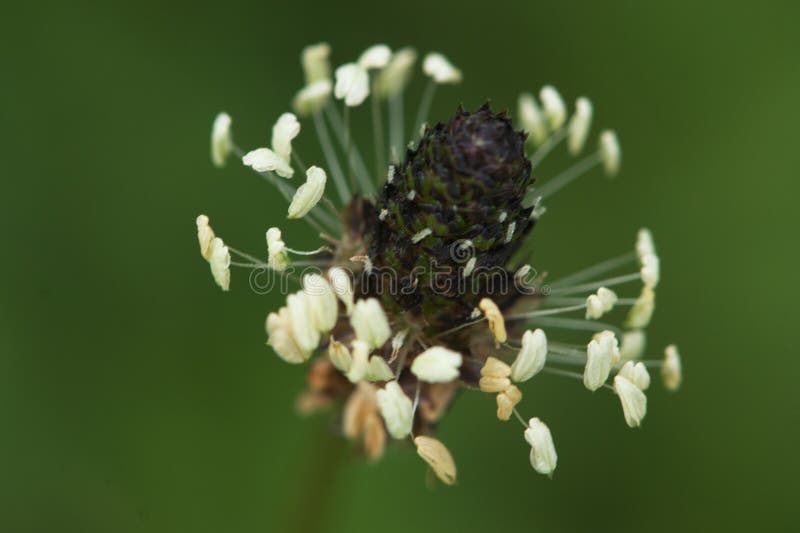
[510,329,547,383]
[266,307,310,364]
[350,298,391,349]
[375,48,417,99]
[614,375,647,427]
[302,273,338,333]
[567,97,593,155]
[196,214,215,260]
[301,42,331,84]
[662,344,682,391]
[640,253,660,289]
[585,294,605,320]
[358,44,392,70]
[594,330,621,365]
[618,361,651,390]
[422,52,462,84]
[346,340,370,383]
[208,237,230,291]
[271,113,300,162]
[211,112,232,167]
[376,381,413,439]
[414,436,457,485]
[625,286,656,329]
[266,227,290,271]
[583,338,612,391]
[366,356,394,382]
[620,330,647,361]
[524,418,557,477]
[597,287,618,311]
[286,292,321,354]
[411,347,462,383]
[328,338,352,372]
[292,79,333,117]
[599,130,621,177]
[636,228,656,259]
[539,85,566,131]
[334,63,370,107]
[242,148,294,178]
[288,166,327,219]
[328,267,354,315]
[518,93,548,145]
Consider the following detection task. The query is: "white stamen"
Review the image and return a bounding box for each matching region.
[462,257,476,278]
[504,221,516,244]
[351,298,392,349]
[211,112,233,168]
[287,166,327,219]
[334,63,370,107]
[625,286,655,329]
[328,267,354,315]
[567,97,593,155]
[422,52,462,84]
[540,85,566,131]
[510,329,547,383]
[613,375,647,428]
[618,361,651,390]
[358,44,392,70]
[406,190,416,200]
[376,381,413,439]
[379,209,389,221]
[266,227,290,271]
[301,42,331,84]
[518,93,548,146]
[292,79,333,117]
[411,346,462,383]
[411,227,431,243]
[662,345,682,391]
[375,48,417,99]
[524,418,557,477]
[208,237,231,291]
[599,130,621,177]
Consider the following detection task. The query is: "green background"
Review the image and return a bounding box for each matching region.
[2,1,798,531]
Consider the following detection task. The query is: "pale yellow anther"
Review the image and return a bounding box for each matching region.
[496,385,522,421]
[479,298,507,347]
[414,436,457,486]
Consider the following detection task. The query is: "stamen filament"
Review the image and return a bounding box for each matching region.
[529,127,567,168]
[529,317,623,336]
[513,408,528,428]
[549,251,637,288]
[324,105,376,195]
[536,152,601,199]
[506,303,587,321]
[371,83,386,178]
[389,93,404,162]
[413,79,437,140]
[312,112,350,203]
[549,272,641,296]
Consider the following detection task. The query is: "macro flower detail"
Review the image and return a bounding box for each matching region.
[211,112,233,167]
[195,42,683,483]
[525,418,557,477]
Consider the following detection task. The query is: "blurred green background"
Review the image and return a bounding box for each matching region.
[2,1,798,531]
